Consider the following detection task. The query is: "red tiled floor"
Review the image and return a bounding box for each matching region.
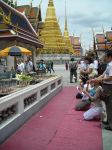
[0,87,103,150]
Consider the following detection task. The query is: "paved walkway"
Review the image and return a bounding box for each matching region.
[0,87,102,150]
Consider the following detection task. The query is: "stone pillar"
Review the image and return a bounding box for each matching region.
[32,48,37,69]
[7,56,14,70]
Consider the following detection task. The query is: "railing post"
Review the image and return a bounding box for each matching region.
[18,99,24,114]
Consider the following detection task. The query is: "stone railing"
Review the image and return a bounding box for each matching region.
[0,76,63,144]
[37,54,80,62]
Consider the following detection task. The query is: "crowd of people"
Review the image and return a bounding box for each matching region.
[37,60,55,74]
[16,58,55,74]
[74,51,112,131]
[16,57,35,74]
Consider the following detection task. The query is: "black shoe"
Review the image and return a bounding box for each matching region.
[102,121,109,125]
[104,126,112,131]
[70,81,73,83]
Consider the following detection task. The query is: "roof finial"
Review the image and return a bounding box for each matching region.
[30,0,33,8]
[15,0,17,8]
[102,25,105,34]
[39,0,42,7]
[48,0,54,6]
[91,28,96,50]
[36,0,42,20]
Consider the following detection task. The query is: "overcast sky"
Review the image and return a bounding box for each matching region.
[17,0,112,50]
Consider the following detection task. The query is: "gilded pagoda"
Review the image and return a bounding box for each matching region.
[39,0,66,54]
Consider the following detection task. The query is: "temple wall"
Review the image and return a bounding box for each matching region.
[36,54,81,64]
[0,76,63,144]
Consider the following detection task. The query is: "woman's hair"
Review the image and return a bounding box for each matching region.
[84,56,93,64]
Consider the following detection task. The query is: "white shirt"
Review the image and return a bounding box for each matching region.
[19,62,25,72]
[94,60,98,69]
[89,63,94,69]
[80,61,87,70]
[25,61,33,72]
[88,63,98,77]
[103,61,112,84]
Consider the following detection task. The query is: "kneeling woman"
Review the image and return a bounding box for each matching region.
[83,80,104,120]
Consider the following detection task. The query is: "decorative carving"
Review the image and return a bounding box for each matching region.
[0,104,17,125]
[51,83,55,90]
[40,87,48,97]
[57,79,61,85]
[3,11,11,25]
[24,93,37,108]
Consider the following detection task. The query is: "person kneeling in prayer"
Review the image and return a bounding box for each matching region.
[75,82,95,111]
[83,80,104,121]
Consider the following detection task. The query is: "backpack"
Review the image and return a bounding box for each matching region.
[70,62,77,72]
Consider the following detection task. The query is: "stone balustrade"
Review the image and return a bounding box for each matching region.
[0,76,63,144]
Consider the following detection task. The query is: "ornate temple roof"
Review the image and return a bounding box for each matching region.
[106,31,112,42]
[95,33,112,51]
[16,5,42,21]
[16,5,42,32]
[0,0,43,48]
[70,36,81,49]
[70,36,81,56]
[96,34,106,44]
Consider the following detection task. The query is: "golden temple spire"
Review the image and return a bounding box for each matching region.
[65,0,67,30]
[63,0,74,54]
[39,0,66,54]
[46,0,56,20]
[48,0,54,6]
[64,0,69,37]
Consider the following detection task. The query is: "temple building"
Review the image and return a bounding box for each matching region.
[0,0,43,70]
[70,36,82,57]
[16,1,42,33]
[39,0,66,54]
[63,1,74,54]
[95,31,112,58]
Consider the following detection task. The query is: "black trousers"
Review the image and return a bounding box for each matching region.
[102,83,112,128]
[70,70,77,82]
